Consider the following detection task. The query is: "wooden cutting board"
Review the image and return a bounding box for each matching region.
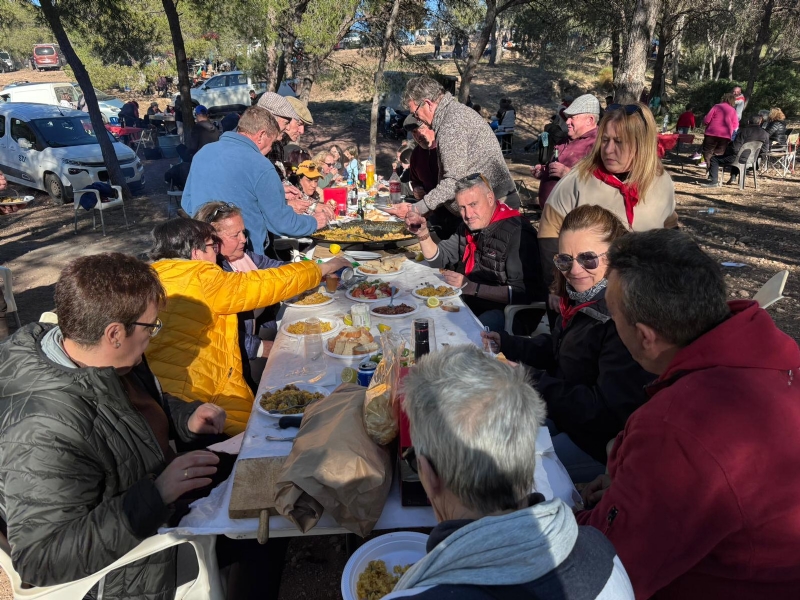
[228,456,287,544]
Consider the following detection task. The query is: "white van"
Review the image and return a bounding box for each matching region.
[0,103,144,202]
[0,82,124,123]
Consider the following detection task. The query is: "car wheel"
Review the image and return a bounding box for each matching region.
[45,173,68,204]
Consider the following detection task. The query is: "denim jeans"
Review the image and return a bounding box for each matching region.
[546,419,606,484]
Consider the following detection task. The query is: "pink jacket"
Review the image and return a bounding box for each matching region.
[702,102,738,139]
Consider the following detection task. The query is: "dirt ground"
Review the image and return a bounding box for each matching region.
[1,46,800,597]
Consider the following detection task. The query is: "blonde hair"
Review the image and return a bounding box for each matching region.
[721,93,736,107]
[345,145,359,160]
[311,150,330,164]
[769,107,785,121]
[577,102,664,202]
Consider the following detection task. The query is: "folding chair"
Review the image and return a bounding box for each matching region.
[74,185,128,236]
[135,129,158,156]
[761,132,798,177]
[753,270,789,309]
[675,133,695,173]
[496,128,514,155]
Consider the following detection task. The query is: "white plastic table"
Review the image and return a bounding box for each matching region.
[163,259,578,539]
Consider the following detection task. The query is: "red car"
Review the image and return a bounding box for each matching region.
[32,44,65,71]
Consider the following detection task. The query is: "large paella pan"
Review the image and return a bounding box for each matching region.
[311,221,417,249]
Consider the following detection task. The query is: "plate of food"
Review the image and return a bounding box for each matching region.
[0,194,34,206]
[285,288,335,308]
[280,318,340,338]
[257,383,329,418]
[355,258,406,277]
[412,283,462,299]
[369,301,420,319]
[345,250,382,261]
[324,326,380,359]
[345,280,394,302]
[341,531,427,600]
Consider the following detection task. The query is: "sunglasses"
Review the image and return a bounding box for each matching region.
[553,251,607,272]
[607,103,647,125]
[208,202,238,222]
[130,317,163,338]
[459,172,491,188]
[401,446,437,476]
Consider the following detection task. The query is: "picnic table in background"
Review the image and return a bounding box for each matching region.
[657,133,680,158]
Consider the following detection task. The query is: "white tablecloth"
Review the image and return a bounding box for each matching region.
[162,259,578,538]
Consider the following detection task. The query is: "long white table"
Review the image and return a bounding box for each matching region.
[162,258,578,539]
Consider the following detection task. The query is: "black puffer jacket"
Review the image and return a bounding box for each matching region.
[499,290,655,463]
[765,119,787,146]
[0,324,202,600]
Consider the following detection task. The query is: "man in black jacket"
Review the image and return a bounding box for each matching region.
[702,114,769,187]
[405,173,545,332]
[185,104,220,159]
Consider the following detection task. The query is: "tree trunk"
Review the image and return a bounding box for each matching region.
[295,56,322,103]
[264,40,282,92]
[488,23,498,66]
[611,25,621,80]
[671,15,686,85]
[613,0,661,103]
[39,0,131,200]
[162,0,195,135]
[728,39,738,79]
[458,2,497,103]
[651,24,667,97]
[746,0,774,100]
[369,0,402,162]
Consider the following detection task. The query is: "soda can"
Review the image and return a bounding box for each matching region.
[357,361,378,387]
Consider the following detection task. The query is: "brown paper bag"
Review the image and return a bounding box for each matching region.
[273,383,393,537]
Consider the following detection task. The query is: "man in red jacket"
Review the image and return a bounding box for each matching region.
[577,228,800,599]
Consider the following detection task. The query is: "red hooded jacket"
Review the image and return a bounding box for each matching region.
[576,301,800,599]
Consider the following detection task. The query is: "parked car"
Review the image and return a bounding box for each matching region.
[0,51,16,73]
[0,82,123,124]
[0,103,145,202]
[335,32,362,50]
[172,71,267,113]
[32,44,65,71]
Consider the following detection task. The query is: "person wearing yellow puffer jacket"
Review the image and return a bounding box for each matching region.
[145,218,351,435]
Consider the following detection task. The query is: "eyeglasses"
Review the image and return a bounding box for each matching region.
[324,162,335,167]
[608,103,647,125]
[412,100,426,120]
[130,318,163,338]
[204,242,220,253]
[553,251,607,272]
[401,446,437,475]
[459,172,491,189]
[208,202,237,222]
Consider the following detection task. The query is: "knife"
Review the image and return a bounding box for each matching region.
[278,415,303,429]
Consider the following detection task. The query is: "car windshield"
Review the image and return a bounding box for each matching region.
[31,116,113,147]
[73,84,115,101]
[0,53,10,60]
[35,47,55,56]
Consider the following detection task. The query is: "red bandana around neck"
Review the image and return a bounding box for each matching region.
[592,167,639,227]
[559,296,598,327]
[462,203,520,274]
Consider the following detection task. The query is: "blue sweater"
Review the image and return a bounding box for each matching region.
[181,132,317,252]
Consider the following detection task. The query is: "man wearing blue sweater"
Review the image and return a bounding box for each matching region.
[181,107,326,253]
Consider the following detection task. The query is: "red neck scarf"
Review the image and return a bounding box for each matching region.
[592,167,639,227]
[559,296,597,328]
[462,203,520,274]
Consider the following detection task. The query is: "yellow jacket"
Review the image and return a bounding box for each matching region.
[146,258,321,435]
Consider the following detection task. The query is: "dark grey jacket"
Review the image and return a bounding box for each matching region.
[0,324,201,600]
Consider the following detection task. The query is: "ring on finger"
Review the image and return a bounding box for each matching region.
[184,469,189,479]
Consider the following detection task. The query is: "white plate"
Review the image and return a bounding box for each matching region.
[256,383,330,418]
[341,532,428,600]
[345,283,395,303]
[369,300,421,319]
[0,196,34,206]
[323,344,377,360]
[354,261,406,277]
[344,250,381,261]
[280,318,341,338]
[411,285,462,300]
[285,291,334,308]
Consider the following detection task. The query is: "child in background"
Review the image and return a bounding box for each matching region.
[344,145,359,183]
[676,105,696,134]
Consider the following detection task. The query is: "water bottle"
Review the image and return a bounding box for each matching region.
[389,171,402,204]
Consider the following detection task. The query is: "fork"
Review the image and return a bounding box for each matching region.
[266,435,296,442]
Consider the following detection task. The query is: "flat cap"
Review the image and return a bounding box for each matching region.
[256,92,300,121]
[286,96,313,125]
[563,94,601,117]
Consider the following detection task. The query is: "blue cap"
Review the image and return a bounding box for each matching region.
[194,105,208,116]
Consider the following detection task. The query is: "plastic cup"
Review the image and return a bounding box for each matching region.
[325,274,340,293]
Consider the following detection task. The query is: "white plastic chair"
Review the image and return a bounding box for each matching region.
[753,270,789,309]
[0,532,223,600]
[504,301,549,336]
[74,185,128,236]
[0,265,21,329]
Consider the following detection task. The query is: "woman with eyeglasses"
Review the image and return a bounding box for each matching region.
[539,103,677,293]
[145,218,351,435]
[0,253,226,599]
[482,205,655,483]
[193,201,286,392]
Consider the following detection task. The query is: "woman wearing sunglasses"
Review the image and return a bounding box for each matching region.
[482,205,655,482]
[539,103,677,293]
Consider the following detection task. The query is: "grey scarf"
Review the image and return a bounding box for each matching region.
[390,498,578,593]
[40,326,79,368]
[566,278,607,304]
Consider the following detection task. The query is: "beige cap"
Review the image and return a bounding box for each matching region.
[286,96,313,125]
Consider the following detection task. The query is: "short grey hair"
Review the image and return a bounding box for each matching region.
[403,345,546,514]
[237,106,280,137]
[454,173,492,198]
[403,76,445,109]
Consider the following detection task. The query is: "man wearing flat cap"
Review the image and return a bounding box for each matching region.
[531,93,599,208]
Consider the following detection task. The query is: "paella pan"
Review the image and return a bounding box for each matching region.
[312,221,417,249]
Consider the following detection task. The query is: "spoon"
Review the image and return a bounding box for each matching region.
[388,286,397,307]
